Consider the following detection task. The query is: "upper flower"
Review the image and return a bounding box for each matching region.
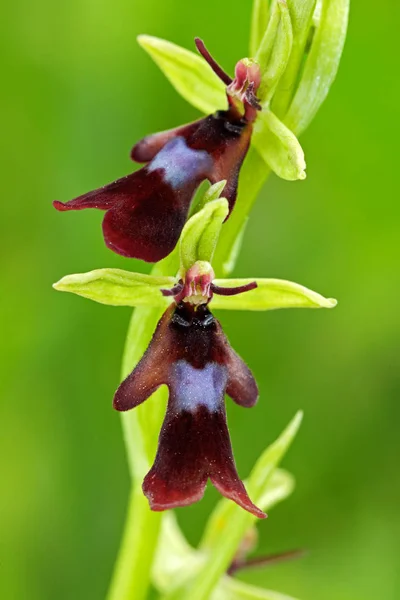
[53,40,261,263]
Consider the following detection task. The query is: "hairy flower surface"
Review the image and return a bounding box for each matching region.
[53,41,260,262]
[114,302,265,518]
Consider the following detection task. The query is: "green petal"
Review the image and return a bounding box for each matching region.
[211,278,336,310]
[53,269,174,307]
[253,109,306,180]
[137,35,226,115]
[250,0,270,57]
[179,197,229,273]
[174,413,303,600]
[285,0,350,135]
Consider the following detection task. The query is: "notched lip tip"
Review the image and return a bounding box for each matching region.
[145,490,206,512]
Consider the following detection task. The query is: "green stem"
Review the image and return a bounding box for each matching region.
[106,137,269,600]
[107,257,178,600]
[106,485,162,600]
[214,148,270,276]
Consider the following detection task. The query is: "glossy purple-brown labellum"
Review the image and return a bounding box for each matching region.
[54,105,252,262]
[131,107,252,213]
[113,303,265,518]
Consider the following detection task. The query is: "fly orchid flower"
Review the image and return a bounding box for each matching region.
[53,39,261,263]
[53,196,336,514]
[113,263,265,517]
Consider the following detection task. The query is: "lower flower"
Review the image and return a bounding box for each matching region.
[114,302,265,519]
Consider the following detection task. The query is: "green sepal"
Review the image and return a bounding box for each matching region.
[253,109,306,180]
[250,0,270,56]
[137,35,225,115]
[211,277,336,310]
[285,0,350,135]
[179,198,229,274]
[53,269,174,308]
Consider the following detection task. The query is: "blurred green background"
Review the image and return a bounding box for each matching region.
[1,1,399,598]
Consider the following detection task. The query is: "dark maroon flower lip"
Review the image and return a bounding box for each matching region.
[53,38,260,263]
[113,302,265,518]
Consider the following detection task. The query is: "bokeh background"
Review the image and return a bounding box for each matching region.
[1,1,399,598]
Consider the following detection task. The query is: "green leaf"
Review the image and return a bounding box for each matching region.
[250,0,270,57]
[258,1,293,103]
[216,578,300,600]
[173,413,303,600]
[211,277,336,310]
[138,35,226,115]
[180,198,229,273]
[53,269,174,308]
[285,0,350,135]
[253,109,306,180]
[201,469,294,551]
